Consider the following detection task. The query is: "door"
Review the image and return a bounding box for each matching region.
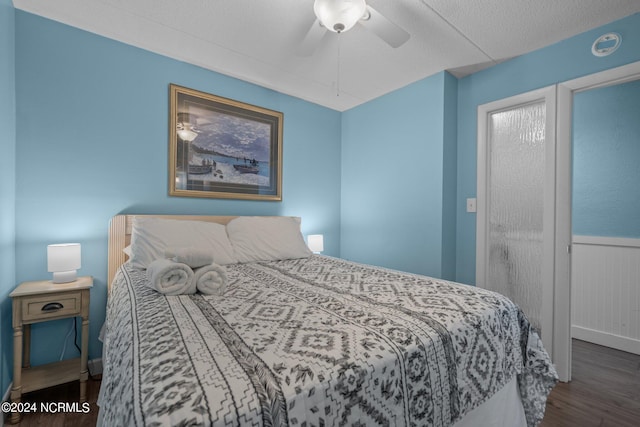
[476,86,557,357]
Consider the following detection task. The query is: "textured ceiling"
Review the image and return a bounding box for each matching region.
[13,0,640,111]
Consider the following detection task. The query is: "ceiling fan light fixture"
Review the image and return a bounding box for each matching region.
[177,128,197,142]
[177,123,198,142]
[313,0,367,33]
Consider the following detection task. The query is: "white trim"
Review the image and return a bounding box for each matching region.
[562,61,640,93]
[572,326,640,355]
[556,59,640,382]
[475,100,489,288]
[573,235,640,249]
[554,82,573,382]
[544,86,559,362]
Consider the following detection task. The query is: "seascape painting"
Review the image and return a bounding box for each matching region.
[169,84,283,200]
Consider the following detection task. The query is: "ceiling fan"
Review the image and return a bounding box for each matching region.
[298,0,410,55]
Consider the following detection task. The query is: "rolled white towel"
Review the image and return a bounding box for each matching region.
[146,258,196,295]
[193,263,227,295]
[164,246,214,268]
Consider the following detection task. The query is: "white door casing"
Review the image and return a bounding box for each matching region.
[555,60,640,382]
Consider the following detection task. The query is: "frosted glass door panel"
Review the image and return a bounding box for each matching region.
[487,101,546,333]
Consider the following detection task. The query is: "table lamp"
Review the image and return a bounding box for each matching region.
[47,243,81,283]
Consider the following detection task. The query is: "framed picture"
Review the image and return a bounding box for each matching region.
[169,84,283,201]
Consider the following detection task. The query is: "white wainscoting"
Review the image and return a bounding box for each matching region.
[571,235,640,355]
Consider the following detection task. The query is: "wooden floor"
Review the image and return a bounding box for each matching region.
[541,339,640,427]
[3,376,101,427]
[4,340,639,426]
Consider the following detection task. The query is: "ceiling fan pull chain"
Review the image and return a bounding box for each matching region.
[336,33,341,97]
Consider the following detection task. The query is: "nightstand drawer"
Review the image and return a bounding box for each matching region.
[21,292,82,322]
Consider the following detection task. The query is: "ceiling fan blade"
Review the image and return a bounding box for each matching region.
[359,5,410,48]
[297,19,326,56]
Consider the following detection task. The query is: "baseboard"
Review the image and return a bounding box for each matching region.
[1,382,11,427]
[88,358,103,376]
[572,325,640,355]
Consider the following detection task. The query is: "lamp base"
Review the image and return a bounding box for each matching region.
[52,270,77,283]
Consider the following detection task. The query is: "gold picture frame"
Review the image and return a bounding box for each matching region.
[169,84,283,201]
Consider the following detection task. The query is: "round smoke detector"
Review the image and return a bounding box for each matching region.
[592,33,622,57]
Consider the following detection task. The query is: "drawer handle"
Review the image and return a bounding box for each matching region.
[42,302,64,312]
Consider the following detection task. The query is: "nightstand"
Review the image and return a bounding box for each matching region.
[9,276,92,423]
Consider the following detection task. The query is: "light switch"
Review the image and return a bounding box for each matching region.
[466,198,477,213]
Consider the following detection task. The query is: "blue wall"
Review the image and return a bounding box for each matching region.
[4,5,640,393]
[0,0,16,396]
[13,11,342,368]
[573,79,640,238]
[455,12,640,285]
[341,71,457,279]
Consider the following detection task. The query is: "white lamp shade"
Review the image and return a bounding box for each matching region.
[308,234,324,253]
[314,0,366,33]
[48,243,81,283]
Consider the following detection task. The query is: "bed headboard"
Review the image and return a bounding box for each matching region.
[107,214,238,288]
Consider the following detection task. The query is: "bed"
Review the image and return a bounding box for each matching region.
[98,214,557,426]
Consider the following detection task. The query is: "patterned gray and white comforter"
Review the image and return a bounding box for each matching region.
[99,255,557,427]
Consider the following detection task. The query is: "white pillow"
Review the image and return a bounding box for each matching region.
[227,216,312,263]
[129,217,237,269]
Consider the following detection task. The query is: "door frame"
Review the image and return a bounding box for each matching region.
[555,60,640,381]
[476,85,562,376]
